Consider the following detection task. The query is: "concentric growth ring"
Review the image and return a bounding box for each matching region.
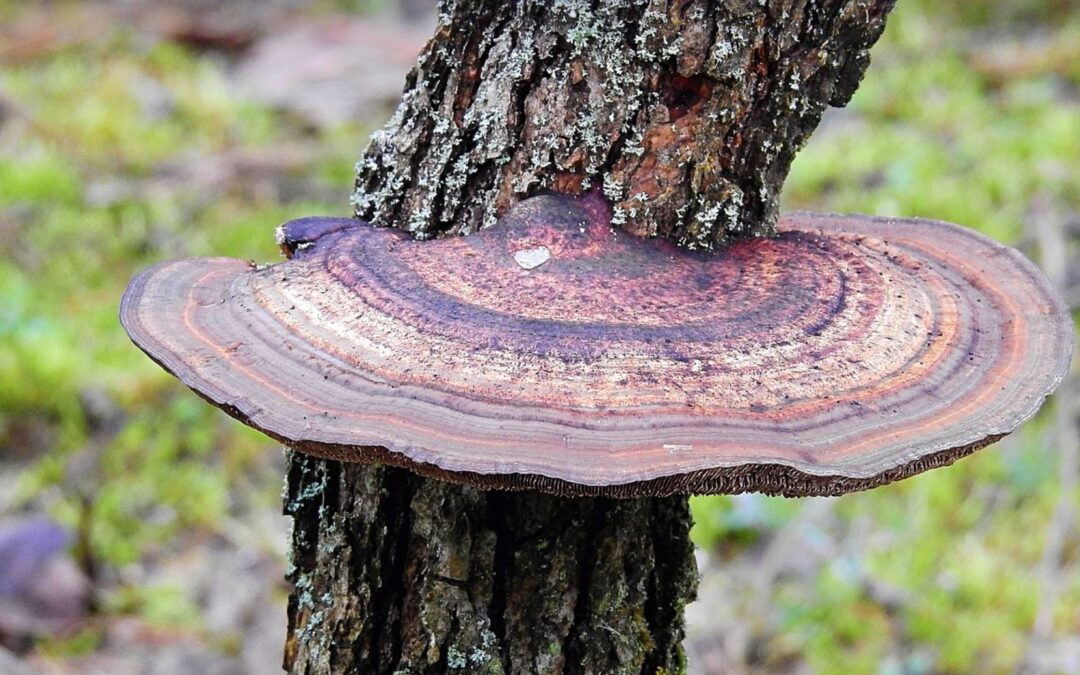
[121,193,1072,496]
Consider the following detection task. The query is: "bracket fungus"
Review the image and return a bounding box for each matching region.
[121,192,1072,497]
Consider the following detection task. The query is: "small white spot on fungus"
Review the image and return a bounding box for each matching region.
[514,246,551,270]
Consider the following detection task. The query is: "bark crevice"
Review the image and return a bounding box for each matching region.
[485,493,514,672]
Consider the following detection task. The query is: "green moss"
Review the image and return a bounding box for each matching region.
[0,1,368,639]
[1,0,1077,669]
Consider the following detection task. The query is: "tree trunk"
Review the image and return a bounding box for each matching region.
[285,1,895,673]
[284,455,696,673]
[353,0,893,249]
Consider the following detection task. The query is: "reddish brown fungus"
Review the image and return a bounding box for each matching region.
[121,192,1073,497]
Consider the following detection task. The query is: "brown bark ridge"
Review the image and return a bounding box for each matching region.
[287,1,895,673]
[354,0,894,249]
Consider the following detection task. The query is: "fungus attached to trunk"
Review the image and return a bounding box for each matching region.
[121,192,1072,498]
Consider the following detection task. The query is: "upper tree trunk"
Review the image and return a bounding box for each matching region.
[354,0,893,249]
[286,1,895,673]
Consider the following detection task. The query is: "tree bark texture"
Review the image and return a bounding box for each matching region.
[354,0,894,249]
[284,454,696,674]
[287,1,896,673]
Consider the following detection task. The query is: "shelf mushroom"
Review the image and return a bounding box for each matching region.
[121,193,1073,497]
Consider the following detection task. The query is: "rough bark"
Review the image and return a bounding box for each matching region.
[354,0,894,249]
[284,454,696,674]
[286,1,896,673]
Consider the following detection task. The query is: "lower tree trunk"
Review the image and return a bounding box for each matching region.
[284,1,895,672]
[284,453,697,674]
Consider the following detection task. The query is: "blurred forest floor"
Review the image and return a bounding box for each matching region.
[0,1,1077,673]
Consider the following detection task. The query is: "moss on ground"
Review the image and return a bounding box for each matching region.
[0,0,1077,671]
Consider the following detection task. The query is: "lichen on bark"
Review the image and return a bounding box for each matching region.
[353,0,895,249]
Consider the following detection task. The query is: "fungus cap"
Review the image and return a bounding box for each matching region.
[121,193,1073,497]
